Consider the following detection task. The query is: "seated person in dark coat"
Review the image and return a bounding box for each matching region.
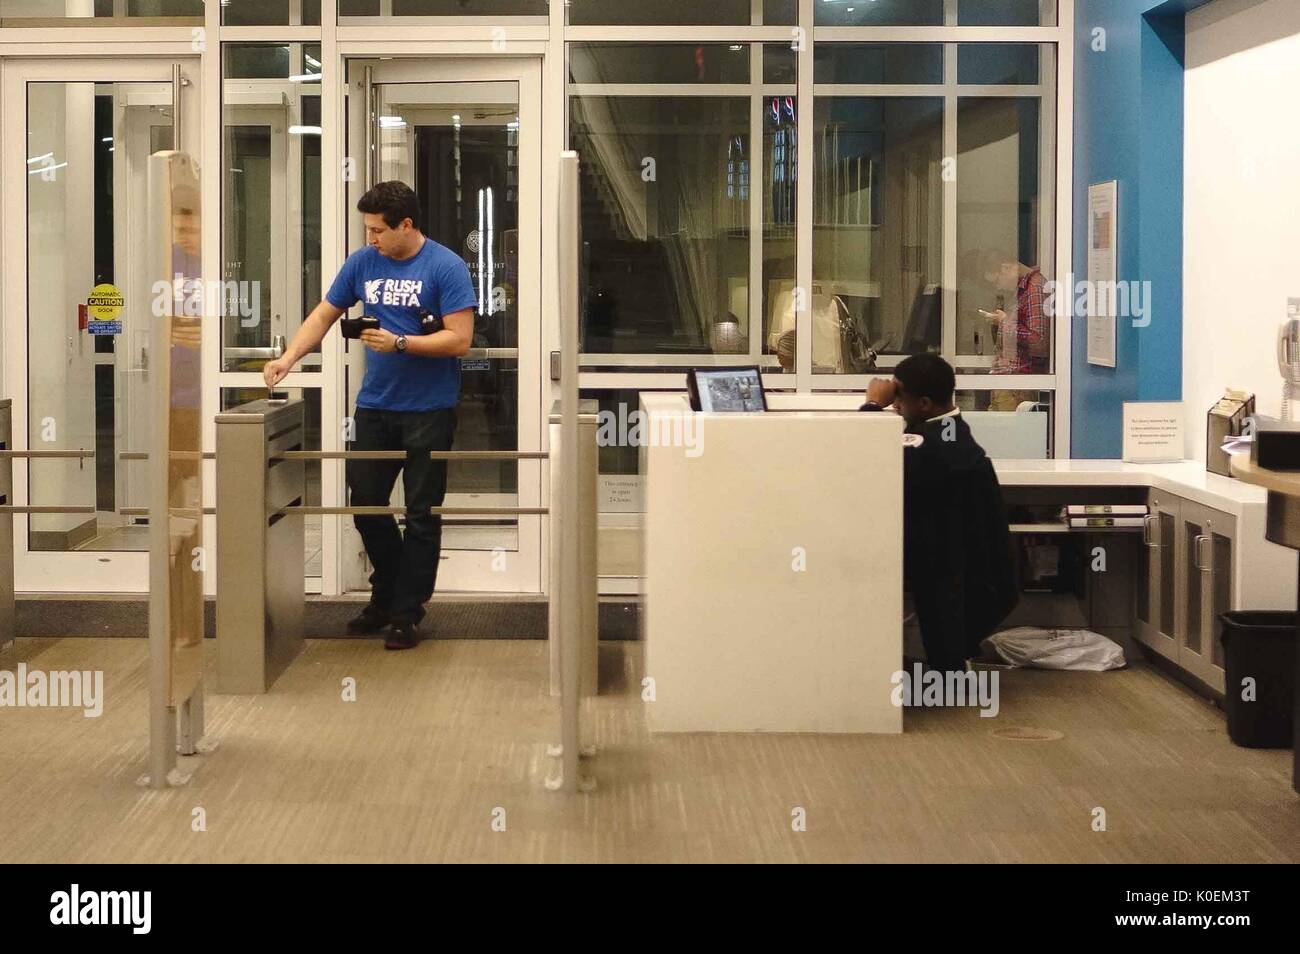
[860,354,1018,674]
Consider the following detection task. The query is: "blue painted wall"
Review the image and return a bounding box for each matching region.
[1070,0,1208,456]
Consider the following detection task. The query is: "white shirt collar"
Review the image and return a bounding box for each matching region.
[926,407,961,423]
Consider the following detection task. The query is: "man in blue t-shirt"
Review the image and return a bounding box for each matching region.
[265,181,476,650]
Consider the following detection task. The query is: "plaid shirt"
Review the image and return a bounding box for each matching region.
[992,267,1050,374]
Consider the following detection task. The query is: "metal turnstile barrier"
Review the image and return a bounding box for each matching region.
[215,399,307,694]
[213,397,561,695]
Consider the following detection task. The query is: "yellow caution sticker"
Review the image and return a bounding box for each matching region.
[86,283,124,322]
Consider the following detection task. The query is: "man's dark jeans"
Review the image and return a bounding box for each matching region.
[346,407,456,627]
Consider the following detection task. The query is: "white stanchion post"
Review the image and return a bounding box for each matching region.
[548,151,591,793]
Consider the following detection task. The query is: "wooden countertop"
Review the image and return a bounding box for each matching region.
[1230,455,1300,496]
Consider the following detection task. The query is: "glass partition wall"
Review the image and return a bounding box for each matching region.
[564,2,1067,593]
[570,33,1059,460]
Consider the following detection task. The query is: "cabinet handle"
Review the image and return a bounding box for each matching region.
[1193,533,1210,572]
[1142,513,1157,547]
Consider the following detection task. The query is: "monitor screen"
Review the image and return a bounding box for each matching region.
[689,367,767,413]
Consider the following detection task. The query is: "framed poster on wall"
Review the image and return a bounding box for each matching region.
[1087,180,1118,368]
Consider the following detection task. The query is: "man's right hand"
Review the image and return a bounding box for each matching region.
[263,357,291,388]
[865,377,897,407]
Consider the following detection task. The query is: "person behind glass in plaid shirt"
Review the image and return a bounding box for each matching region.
[967,249,1051,412]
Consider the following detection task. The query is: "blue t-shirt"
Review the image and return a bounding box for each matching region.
[325,238,477,412]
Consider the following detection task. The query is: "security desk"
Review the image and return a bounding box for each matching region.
[639,393,904,734]
[637,392,1298,734]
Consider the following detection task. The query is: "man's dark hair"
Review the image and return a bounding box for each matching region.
[894,353,955,405]
[357,180,421,231]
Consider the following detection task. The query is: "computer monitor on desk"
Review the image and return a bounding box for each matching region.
[900,283,941,354]
[686,367,768,413]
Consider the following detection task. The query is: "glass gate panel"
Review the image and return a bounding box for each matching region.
[25,80,173,553]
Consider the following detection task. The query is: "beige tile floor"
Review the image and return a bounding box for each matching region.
[0,635,1296,863]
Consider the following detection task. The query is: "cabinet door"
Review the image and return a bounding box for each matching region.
[1177,499,1210,679]
[1195,507,1234,693]
[1137,491,1180,661]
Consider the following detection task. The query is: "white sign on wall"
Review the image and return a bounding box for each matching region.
[598,475,644,513]
[1087,180,1118,368]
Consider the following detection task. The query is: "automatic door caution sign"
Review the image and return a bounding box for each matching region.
[86,283,124,335]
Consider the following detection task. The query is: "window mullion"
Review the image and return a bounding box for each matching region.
[941,43,958,366]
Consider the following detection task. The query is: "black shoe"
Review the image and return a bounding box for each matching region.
[346,604,391,635]
[384,621,419,651]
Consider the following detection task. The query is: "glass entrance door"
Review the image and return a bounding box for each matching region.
[2,59,200,591]
[343,58,541,593]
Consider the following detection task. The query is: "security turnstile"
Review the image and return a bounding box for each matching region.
[0,400,14,651]
[216,398,306,693]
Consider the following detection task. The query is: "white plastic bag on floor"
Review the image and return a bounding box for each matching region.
[980,627,1126,671]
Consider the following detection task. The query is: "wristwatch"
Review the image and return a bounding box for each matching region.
[395,335,408,354]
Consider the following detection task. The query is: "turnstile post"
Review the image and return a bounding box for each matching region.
[216,399,306,693]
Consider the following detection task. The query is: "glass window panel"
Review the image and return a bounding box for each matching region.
[225,46,292,81]
[811,97,944,373]
[392,0,546,13]
[394,87,520,349]
[764,94,797,372]
[955,95,1052,373]
[222,45,323,374]
[569,44,750,85]
[954,390,1053,459]
[570,96,750,355]
[339,0,378,14]
[763,44,797,86]
[448,357,519,554]
[0,0,201,22]
[222,0,321,26]
[815,0,943,26]
[958,44,1041,86]
[764,0,796,24]
[1185,518,1204,654]
[959,0,1054,27]
[127,0,201,11]
[582,389,641,479]
[814,44,943,86]
[1159,511,1175,635]
[221,388,322,578]
[301,95,322,323]
[1210,534,1231,668]
[568,0,751,25]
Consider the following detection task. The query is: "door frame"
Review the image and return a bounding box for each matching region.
[2,56,200,593]
[338,54,544,594]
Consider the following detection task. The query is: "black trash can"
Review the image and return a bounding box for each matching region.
[1219,611,1296,749]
